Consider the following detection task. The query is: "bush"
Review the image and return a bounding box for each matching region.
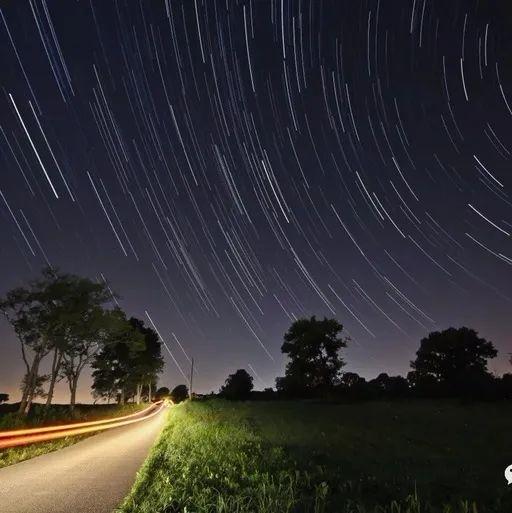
[170,384,189,403]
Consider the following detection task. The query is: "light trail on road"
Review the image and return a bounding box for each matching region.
[0,402,165,450]
[0,401,167,513]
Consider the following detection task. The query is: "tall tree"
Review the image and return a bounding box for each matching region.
[0,269,118,412]
[61,307,138,410]
[220,369,253,400]
[91,362,119,404]
[409,327,497,395]
[0,270,57,414]
[20,373,47,409]
[91,316,161,404]
[92,335,136,404]
[276,316,347,396]
[128,318,164,404]
[42,271,114,409]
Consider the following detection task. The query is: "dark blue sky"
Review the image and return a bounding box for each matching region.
[0,0,511,402]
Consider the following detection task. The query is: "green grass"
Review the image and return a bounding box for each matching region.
[0,402,148,468]
[117,399,512,513]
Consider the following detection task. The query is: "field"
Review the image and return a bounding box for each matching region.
[118,399,512,513]
[0,402,148,468]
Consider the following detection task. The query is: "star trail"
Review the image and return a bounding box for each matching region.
[0,0,510,400]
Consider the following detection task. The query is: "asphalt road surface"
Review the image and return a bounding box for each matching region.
[0,405,167,513]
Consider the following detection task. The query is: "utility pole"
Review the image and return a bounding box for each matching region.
[189,357,194,400]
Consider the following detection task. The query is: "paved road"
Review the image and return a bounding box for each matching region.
[0,405,167,513]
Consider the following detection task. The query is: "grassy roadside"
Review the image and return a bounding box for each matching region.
[0,403,148,468]
[117,400,512,513]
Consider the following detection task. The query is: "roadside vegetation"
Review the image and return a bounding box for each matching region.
[118,400,512,513]
[0,402,148,468]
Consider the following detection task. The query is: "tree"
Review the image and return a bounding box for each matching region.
[338,372,369,399]
[170,384,189,403]
[409,327,497,396]
[407,370,439,396]
[0,269,58,414]
[62,307,142,410]
[276,316,347,396]
[20,373,47,409]
[220,369,253,400]
[341,372,366,389]
[91,334,133,404]
[155,387,170,401]
[500,374,512,399]
[91,363,119,404]
[91,316,162,405]
[368,373,409,397]
[0,268,119,413]
[0,393,9,404]
[127,318,164,404]
[42,271,115,409]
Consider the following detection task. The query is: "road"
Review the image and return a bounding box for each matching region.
[0,404,167,513]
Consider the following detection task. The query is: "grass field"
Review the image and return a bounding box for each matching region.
[118,399,512,513]
[0,402,148,468]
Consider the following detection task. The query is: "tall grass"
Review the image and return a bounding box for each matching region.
[117,401,508,513]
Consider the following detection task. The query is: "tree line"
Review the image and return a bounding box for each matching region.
[3,271,509,411]
[0,268,164,415]
[219,316,512,401]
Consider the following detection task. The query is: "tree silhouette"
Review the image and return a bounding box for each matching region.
[337,372,368,398]
[61,307,139,410]
[0,268,119,413]
[341,372,366,388]
[0,393,10,404]
[170,384,189,403]
[2,269,166,410]
[369,373,409,397]
[42,271,113,409]
[155,387,170,400]
[409,327,497,396]
[220,369,253,400]
[0,269,65,414]
[501,374,512,399]
[91,314,151,404]
[127,318,164,403]
[276,316,347,396]
[20,373,47,403]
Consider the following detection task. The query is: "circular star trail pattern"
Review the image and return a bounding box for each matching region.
[0,0,511,398]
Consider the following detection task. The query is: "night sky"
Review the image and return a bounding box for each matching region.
[0,0,511,403]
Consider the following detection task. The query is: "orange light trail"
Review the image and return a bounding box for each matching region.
[0,402,161,439]
[0,402,166,450]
